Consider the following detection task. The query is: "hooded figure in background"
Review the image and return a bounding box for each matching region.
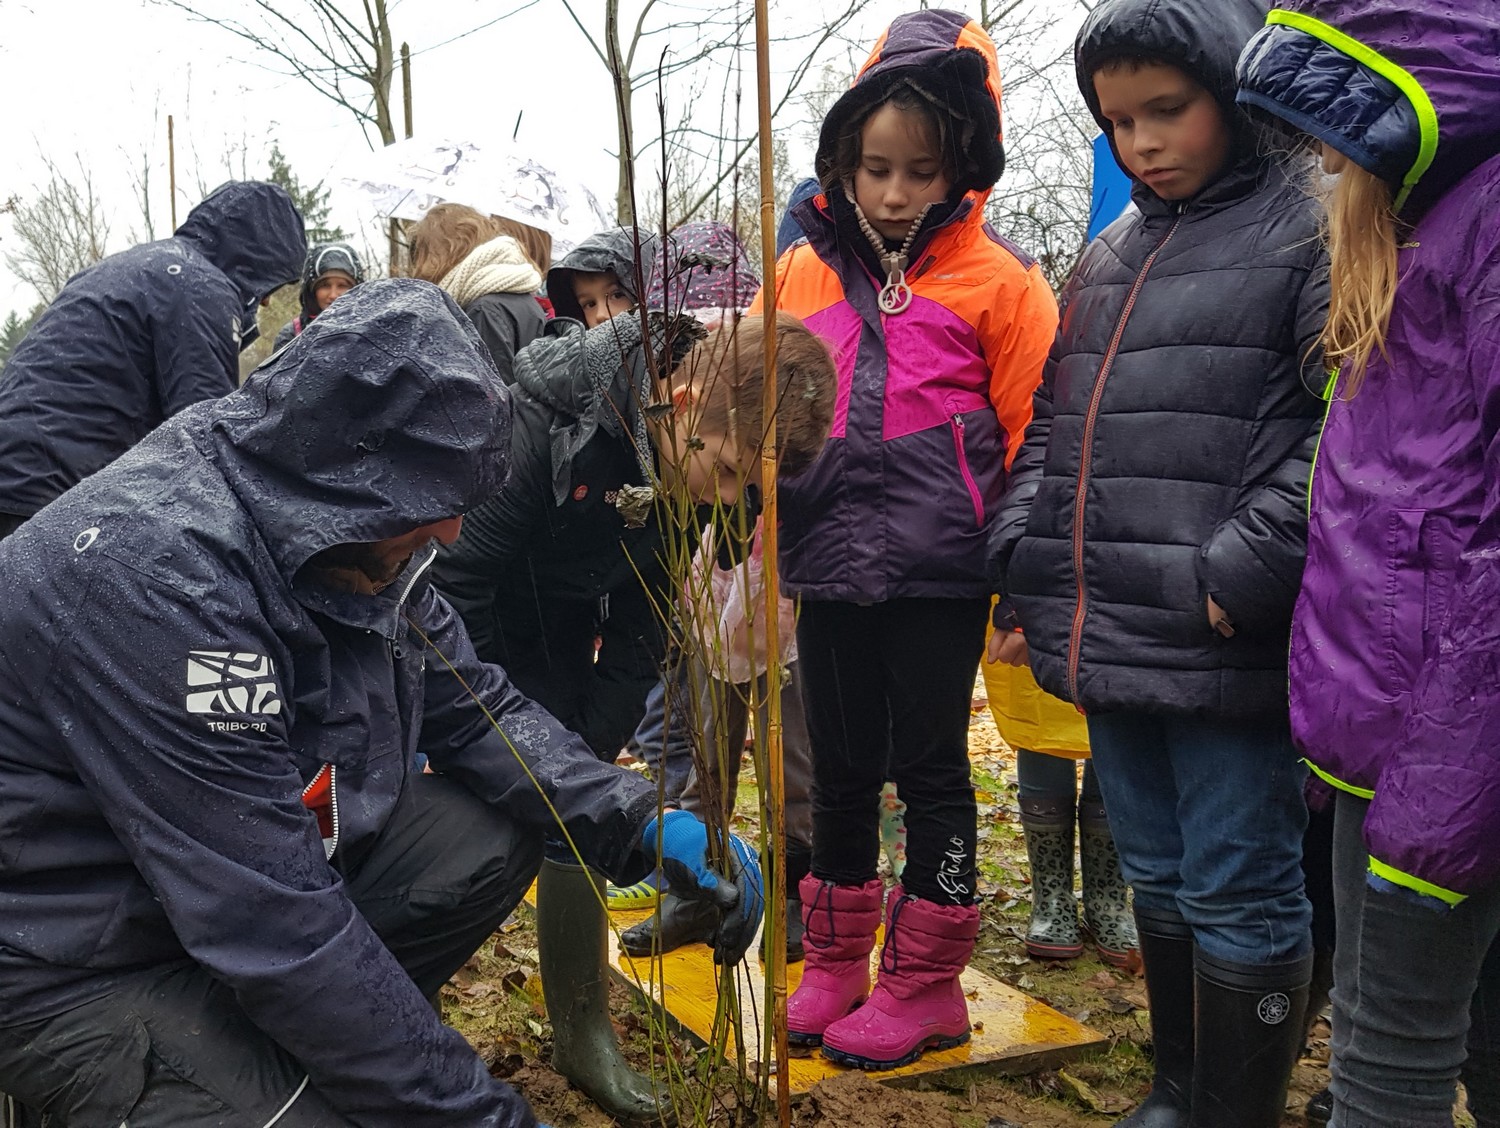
[272,240,365,348]
[0,279,759,1128]
[0,180,306,534]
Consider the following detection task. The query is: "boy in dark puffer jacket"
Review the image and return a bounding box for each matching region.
[987,0,1329,1123]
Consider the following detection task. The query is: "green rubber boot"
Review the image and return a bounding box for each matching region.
[537,859,674,1125]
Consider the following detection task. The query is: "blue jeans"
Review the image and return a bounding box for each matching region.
[1085,711,1311,965]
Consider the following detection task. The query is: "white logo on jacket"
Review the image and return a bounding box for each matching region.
[185,651,283,715]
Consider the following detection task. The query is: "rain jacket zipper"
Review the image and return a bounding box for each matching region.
[1066,213,1184,704]
[951,414,984,526]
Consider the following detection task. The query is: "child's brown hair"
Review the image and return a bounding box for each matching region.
[407,205,550,282]
[673,313,837,478]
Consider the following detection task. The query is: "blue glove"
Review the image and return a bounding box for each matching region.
[643,810,764,964]
[1366,871,1453,914]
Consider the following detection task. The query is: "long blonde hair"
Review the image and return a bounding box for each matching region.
[1321,163,1401,396]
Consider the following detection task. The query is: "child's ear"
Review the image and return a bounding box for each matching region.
[670,382,700,414]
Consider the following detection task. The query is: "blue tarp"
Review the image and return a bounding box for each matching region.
[1088,133,1133,241]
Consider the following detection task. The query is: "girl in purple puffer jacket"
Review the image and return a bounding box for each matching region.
[1239,4,1500,1125]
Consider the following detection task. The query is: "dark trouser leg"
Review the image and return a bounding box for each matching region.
[797,601,890,886]
[0,774,539,1127]
[0,966,356,1127]
[1328,792,1500,1127]
[877,598,985,906]
[0,513,26,541]
[342,772,543,998]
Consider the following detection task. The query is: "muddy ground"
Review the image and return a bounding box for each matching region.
[438,692,1434,1126]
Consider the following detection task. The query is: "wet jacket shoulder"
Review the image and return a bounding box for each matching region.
[747,12,1058,604]
[463,290,546,385]
[0,181,304,520]
[1241,1,1500,900]
[0,282,653,1125]
[990,0,1329,720]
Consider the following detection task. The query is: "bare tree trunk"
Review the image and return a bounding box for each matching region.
[604,0,635,224]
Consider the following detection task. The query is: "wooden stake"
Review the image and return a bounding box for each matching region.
[167,115,177,231]
[401,42,413,139]
[751,2,790,1123]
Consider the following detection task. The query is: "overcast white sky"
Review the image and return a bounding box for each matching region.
[0,0,1066,315]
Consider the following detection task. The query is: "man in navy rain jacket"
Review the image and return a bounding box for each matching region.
[0,180,306,536]
[0,280,759,1127]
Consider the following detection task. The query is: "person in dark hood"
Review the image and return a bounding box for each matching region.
[433,230,836,1120]
[0,180,306,537]
[0,279,761,1128]
[272,240,365,348]
[986,0,1328,1123]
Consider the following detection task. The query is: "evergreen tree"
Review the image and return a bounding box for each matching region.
[267,142,346,244]
[0,306,41,370]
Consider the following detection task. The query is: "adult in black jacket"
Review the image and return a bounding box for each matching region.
[0,181,305,535]
[986,0,1328,1122]
[0,280,758,1128]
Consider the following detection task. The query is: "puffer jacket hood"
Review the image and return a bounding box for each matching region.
[544,227,659,323]
[1238,1,1500,216]
[816,9,1005,198]
[296,241,364,323]
[1076,0,1270,189]
[175,180,306,308]
[215,278,510,578]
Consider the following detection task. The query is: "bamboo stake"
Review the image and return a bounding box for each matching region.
[167,115,177,231]
[751,1,790,1123]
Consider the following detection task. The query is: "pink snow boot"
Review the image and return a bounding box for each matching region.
[820,885,979,1070]
[786,875,884,1046]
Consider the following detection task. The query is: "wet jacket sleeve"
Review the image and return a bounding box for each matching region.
[44,565,535,1127]
[980,261,1058,469]
[413,587,657,882]
[1364,257,1500,903]
[1196,258,1330,631]
[151,265,241,414]
[431,402,549,664]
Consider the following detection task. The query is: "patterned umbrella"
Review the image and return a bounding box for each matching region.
[339,137,612,257]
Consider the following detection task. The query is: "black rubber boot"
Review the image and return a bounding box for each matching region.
[1019,794,1083,960]
[536,859,673,1125]
[1189,949,1313,1128]
[619,891,717,957]
[1118,905,1195,1127]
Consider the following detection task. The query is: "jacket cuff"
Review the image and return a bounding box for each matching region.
[1366,856,1466,908]
[991,597,1020,632]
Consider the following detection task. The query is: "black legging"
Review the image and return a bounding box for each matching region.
[796,597,987,906]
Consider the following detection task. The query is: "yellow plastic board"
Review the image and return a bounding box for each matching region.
[523,886,1105,1096]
